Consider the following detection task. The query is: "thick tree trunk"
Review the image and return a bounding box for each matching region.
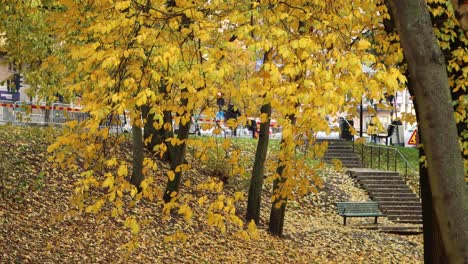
[246,103,271,224]
[388,1,468,262]
[420,146,447,263]
[130,124,144,190]
[412,91,448,262]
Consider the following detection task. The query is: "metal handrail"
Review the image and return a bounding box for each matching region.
[361,143,418,175]
[354,141,420,197]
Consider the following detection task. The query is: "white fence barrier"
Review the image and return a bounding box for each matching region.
[0,101,85,125]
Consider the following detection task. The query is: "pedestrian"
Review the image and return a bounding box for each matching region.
[367,119,377,143]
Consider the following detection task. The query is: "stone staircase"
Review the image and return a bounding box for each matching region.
[320,139,363,168]
[319,139,423,229]
[348,169,422,225]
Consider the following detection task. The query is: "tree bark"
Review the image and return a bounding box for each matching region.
[246,103,271,224]
[142,81,174,161]
[268,153,287,236]
[388,1,468,262]
[268,114,296,237]
[163,96,191,203]
[130,123,144,190]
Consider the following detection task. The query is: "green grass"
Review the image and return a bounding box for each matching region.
[396,145,419,169]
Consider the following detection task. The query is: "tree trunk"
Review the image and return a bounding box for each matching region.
[246,103,271,223]
[419,138,447,263]
[388,1,468,262]
[142,104,157,150]
[142,81,174,161]
[163,97,191,203]
[268,157,287,236]
[268,114,296,237]
[411,90,448,262]
[130,124,144,190]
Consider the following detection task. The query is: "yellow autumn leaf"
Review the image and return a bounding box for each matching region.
[233,191,244,201]
[222,139,231,150]
[102,174,114,188]
[167,171,175,181]
[357,39,371,50]
[130,186,138,197]
[247,220,259,239]
[198,195,208,205]
[124,217,140,235]
[117,164,128,177]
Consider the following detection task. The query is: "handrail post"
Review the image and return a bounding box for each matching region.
[361,144,364,166]
[387,148,390,171]
[378,147,381,169]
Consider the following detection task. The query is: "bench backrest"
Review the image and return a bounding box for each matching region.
[336,202,381,214]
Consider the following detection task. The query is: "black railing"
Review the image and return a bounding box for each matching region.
[355,143,417,175]
[353,141,420,196]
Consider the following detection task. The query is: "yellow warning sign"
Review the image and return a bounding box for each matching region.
[408,129,418,145]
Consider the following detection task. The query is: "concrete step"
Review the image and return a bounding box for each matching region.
[356,176,403,181]
[324,153,360,158]
[379,201,422,207]
[374,197,421,202]
[385,210,422,216]
[371,193,417,198]
[366,189,413,195]
[324,154,357,159]
[343,164,364,168]
[365,188,413,193]
[324,154,360,159]
[325,147,355,151]
[359,179,406,185]
[340,161,364,165]
[325,158,362,164]
[388,214,422,220]
[391,219,423,224]
[363,184,412,189]
[325,146,355,151]
[380,205,422,211]
[357,225,423,234]
[349,170,400,177]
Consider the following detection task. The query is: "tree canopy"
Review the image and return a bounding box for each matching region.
[0,0,466,257]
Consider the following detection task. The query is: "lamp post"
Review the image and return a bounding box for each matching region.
[360,99,363,137]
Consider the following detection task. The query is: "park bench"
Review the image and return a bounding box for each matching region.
[336,201,385,225]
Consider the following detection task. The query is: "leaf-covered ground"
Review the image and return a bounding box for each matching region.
[0,125,423,263]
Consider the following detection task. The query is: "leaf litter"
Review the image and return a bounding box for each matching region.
[0,125,422,263]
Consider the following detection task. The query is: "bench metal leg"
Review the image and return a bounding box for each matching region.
[343,217,347,225]
[374,216,378,224]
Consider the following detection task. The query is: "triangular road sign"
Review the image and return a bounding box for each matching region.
[408,129,418,145]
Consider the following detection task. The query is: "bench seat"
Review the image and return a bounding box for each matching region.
[336,201,385,225]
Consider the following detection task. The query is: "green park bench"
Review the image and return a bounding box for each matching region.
[336,201,385,225]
